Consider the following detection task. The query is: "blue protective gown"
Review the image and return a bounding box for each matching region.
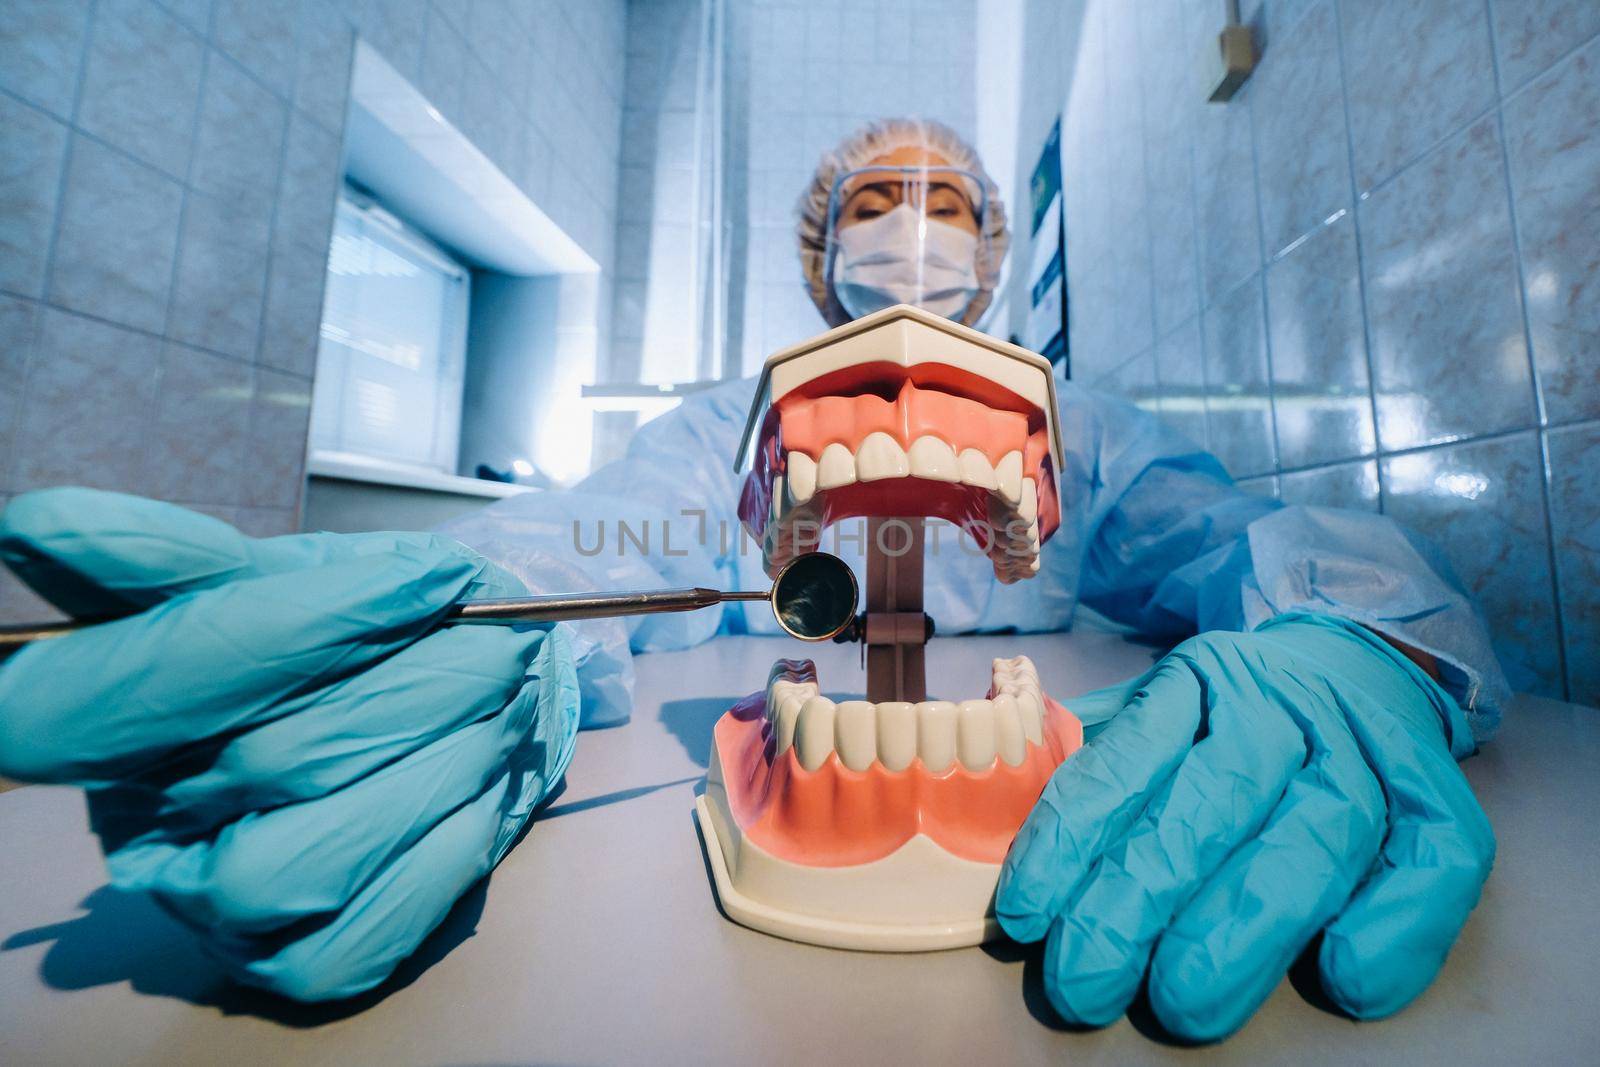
[440,376,1508,741]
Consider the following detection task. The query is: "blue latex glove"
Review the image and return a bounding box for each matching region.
[996,613,1493,1041]
[0,488,580,1001]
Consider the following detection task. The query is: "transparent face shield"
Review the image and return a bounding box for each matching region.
[823,165,990,324]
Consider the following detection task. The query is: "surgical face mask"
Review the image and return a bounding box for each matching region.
[831,203,980,322]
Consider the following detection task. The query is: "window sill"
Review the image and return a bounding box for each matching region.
[307,450,535,500]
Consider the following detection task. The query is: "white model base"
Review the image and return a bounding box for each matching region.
[694,791,1003,952]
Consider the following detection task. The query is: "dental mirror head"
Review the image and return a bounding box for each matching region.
[770,552,858,641]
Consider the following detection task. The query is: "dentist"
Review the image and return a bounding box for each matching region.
[0,119,1500,1041]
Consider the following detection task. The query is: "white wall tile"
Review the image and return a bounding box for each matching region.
[0,95,69,299]
[168,190,271,359]
[77,0,205,179]
[190,54,288,212]
[48,137,184,333]
[0,0,93,120]
[12,309,163,494]
[213,0,298,98]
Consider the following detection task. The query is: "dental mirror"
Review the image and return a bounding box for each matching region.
[0,553,862,656]
[768,551,859,641]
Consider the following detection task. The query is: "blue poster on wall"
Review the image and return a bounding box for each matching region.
[1023,118,1068,375]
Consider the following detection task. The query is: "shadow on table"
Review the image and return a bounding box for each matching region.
[535,775,702,819]
[981,933,1353,1045]
[3,869,495,1027]
[659,695,744,768]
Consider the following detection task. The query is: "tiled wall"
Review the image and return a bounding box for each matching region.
[607,0,978,382]
[610,0,710,386]
[725,0,978,375]
[1028,0,1598,702]
[0,0,627,621]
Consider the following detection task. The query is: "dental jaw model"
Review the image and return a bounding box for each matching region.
[695,304,1085,950]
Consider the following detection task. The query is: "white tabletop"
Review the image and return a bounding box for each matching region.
[2,630,1597,1066]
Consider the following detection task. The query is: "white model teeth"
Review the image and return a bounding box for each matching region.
[834,700,877,770]
[767,441,1036,578]
[987,475,1042,584]
[875,701,917,771]
[991,655,1045,746]
[915,700,959,772]
[958,448,998,490]
[957,699,997,769]
[786,451,817,504]
[908,436,959,482]
[767,676,818,755]
[996,451,1023,505]
[817,443,856,491]
[764,658,1048,772]
[795,694,837,771]
[992,692,1028,765]
[856,432,908,482]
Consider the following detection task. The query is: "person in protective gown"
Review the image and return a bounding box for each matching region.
[0,119,1502,1041]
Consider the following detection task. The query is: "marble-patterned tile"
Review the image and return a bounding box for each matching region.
[190,55,288,214]
[12,309,162,494]
[48,137,184,334]
[1202,278,1278,478]
[1142,140,1201,335]
[1360,116,1535,451]
[362,0,428,80]
[213,0,298,98]
[242,369,313,510]
[1381,431,1562,697]
[293,0,355,134]
[258,236,330,378]
[169,192,271,359]
[1154,317,1209,451]
[419,6,469,124]
[1546,421,1600,705]
[1503,37,1600,425]
[1490,0,1600,92]
[0,0,92,119]
[145,344,254,505]
[0,95,69,299]
[76,0,204,179]
[463,50,517,171]
[157,0,212,33]
[274,114,342,261]
[1190,93,1262,304]
[1065,257,1118,386]
[466,0,521,80]
[1279,459,1379,512]
[0,295,41,484]
[1102,349,1162,416]
[1265,211,1375,467]
[1340,0,1497,191]
[1251,0,1352,256]
[1137,0,1202,338]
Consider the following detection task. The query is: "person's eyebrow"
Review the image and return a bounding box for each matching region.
[844,180,901,201]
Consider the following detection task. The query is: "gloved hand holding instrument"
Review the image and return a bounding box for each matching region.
[0,488,859,1001]
[0,488,585,1001]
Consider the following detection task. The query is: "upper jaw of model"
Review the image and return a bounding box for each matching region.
[735,304,1064,582]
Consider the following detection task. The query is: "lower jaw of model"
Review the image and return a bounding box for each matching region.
[697,336,1082,951]
[699,655,1082,950]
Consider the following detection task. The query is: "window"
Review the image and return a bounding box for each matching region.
[309,191,470,474]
